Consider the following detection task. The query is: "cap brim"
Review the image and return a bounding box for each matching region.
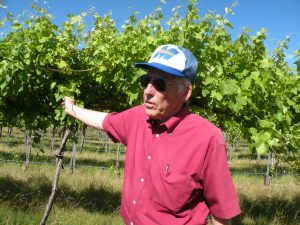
[134,62,185,78]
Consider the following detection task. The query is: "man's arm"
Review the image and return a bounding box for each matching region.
[211,215,231,225]
[61,96,108,130]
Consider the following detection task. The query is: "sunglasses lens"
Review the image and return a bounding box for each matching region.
[139,75,166,92]
[153,78,166,92]
[139,75,150,88]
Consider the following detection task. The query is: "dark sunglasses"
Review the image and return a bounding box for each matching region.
[139,74,166,92]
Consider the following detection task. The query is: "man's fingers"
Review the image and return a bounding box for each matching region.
[61,96,69,109]
[60,96,75,113]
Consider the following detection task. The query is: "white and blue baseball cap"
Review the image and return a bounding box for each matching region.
[134,44,198,83]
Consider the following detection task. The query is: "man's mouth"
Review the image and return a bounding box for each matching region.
[144,100,155,108]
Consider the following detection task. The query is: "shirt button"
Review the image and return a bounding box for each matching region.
[168,133,172,136]
[147,155,151,160]
[141,178,144,182]
[130,222,134,225]
[133,200,136,205]
[155,134,159,137]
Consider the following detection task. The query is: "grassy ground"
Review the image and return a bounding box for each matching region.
[0,127,299,224]
[0,162,124,225]
[0,161,299,225]
[233,174,300,225]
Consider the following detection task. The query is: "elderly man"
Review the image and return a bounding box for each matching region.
[62,44,241,225]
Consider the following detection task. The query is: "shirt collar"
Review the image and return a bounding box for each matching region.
[147,104,191,134]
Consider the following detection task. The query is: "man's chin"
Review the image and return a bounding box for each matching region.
[145,109,159,120]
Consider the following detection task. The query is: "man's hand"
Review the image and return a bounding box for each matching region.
[211,215,231,225]
[61,96,75,116]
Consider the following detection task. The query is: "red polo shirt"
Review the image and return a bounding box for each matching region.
[103,105,241,225]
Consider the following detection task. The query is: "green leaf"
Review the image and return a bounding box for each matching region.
[275,113,284,122]
[268,138,280,147]
[220,79,237,95]
[260,58,272,68]
[235,94,247,111]
[241,78,251,91]
[99,65,107,72]
[146,36,156,44]
[40,37,48,43]
[50,82,57,90]
[250,71,260,84]
[12,23,21,29]
[25,59,30,65]
[202,89,209,97]
[256,142,268,154]
[211,90,223,101]
[57,60,67,69]
[128,92,139,105]
[249,127,257,135]
[36,45,43,52]
[96,76,103,83]
[258,120,275,129]
[12,49,18,56]
[77,23,84,33]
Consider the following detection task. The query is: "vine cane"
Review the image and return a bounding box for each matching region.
[40,128,71,225]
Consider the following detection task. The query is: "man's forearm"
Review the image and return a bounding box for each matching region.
[67,104,108,130]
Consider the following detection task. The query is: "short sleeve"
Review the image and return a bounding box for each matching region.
[202,133,241,219]
[102,106,144,146]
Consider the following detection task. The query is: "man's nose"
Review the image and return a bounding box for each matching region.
[144,82,156,94]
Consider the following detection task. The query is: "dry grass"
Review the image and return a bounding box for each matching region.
[0,162,123,225]
[232,175,300,225]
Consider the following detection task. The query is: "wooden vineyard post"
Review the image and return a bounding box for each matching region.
[79,124,86,152]
[70,141,76,174]
[40,128,71,225]
[50,126,56,152]
[229,145,234,161]
[264,152,275,186]
[8,127,13,136]
[116,144,122,176]
[24,130,32,168]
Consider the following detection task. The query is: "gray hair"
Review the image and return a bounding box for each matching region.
[175,77,192,94]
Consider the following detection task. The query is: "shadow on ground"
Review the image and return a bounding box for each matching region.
[232,192,300,225]
[1,174,299,224]
[0,174,121,213]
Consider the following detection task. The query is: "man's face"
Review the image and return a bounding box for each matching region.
[141,69,189,121]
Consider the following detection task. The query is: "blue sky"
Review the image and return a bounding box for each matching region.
[1,0,299,67]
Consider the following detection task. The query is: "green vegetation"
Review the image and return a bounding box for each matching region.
[0,0,299,171]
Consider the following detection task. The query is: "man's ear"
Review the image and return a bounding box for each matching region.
[183,84,192,102]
